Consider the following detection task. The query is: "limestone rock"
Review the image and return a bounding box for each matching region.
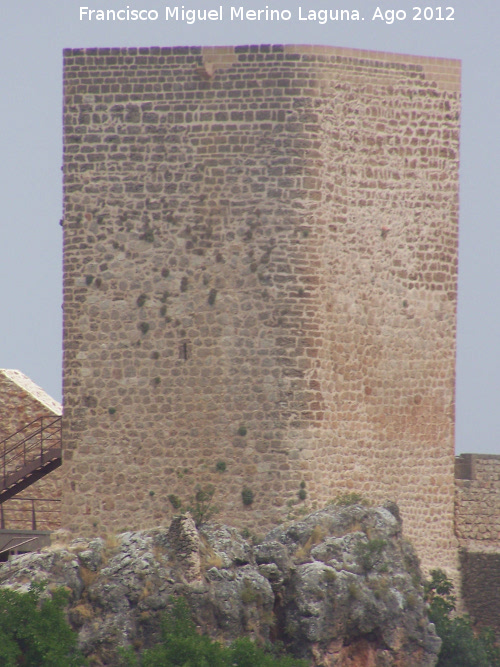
[0,504,441,666]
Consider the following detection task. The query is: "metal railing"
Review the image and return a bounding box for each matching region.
[0,497,61,531]
[0,416,62,493]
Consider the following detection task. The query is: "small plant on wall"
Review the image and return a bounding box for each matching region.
[207,288,217,306]
[331,492,370,507]
[168,494,182,511]
[187,485,218,527]
[241,488,254,506]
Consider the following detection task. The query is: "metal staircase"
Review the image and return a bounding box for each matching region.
[0,416,62,504]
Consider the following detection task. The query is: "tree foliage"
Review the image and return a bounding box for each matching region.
[120,597,307,667]
[425,569,500,667]
[186,485,218,527]
[0,583,85,666]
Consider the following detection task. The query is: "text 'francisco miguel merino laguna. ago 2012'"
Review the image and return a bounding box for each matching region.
[78,5,456,25]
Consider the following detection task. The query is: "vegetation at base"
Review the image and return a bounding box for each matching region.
[0,583,86,667]
[425,569,500,667]
[330,492,370,507]
[119,597,307,667]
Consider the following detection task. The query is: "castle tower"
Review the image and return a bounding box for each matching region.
[62,45,460,574]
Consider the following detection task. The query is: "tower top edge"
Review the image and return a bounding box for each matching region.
[62,44,461,69]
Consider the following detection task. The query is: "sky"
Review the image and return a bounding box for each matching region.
[0,0,498,455]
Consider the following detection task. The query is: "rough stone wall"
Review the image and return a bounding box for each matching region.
[459,550,500,636]
[455,455,500,630]
[455,454,500,550]
[62,45,460,576]
[0,370,62,440]
[0,370,62,530]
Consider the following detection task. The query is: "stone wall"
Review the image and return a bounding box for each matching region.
[0,370,62,530]
[455,455,500,631]
[455,454,500,550]
[62,44,461,576]
[0,370,61,440]
[459,551,500,635]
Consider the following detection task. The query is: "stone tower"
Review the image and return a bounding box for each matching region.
[62,45,460,575]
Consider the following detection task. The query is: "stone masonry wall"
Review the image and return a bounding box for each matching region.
[0,370,62,531]
[455,455,500,631]
[459,551,500,636]
[455,454,500,550]
[62,45,460,576]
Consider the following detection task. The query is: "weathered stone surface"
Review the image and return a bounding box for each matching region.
[454,454,500,632]
[61,44,460,581]
[0,369,62,531]
[455,454,500,550]
[0,504,441,666]
[167,515,202,582]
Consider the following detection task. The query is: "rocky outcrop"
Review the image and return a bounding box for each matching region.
[0,503,441,666]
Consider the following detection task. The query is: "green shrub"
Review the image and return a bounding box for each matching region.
[207,288,217,306]
[331,492,369,507]
[228,637,308,667]
[241,488,254,506]
[425,569,500,667]
[355,538,387,571]
[119,597,307,667]
[0,583,86,667]
[187,485,218,527]
[168,494,182,510]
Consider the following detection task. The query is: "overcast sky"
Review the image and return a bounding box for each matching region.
[1,0,498,454]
